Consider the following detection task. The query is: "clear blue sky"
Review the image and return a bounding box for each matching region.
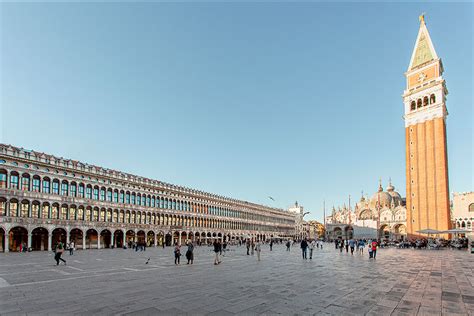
[1,2,472,221]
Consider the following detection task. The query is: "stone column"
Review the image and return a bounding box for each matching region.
[82,233,86,250]
[66,230,70,246]
[48,233,52,252]
[153,233,157,247]
[5,202,9,217]
[28,203,32,218]
[4,232,9,253]
[27,232,32,250]
[178,231,181,246]
[97,233,101,249]
[111,233,115,249]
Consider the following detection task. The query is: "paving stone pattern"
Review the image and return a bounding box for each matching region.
[0,244,473,315]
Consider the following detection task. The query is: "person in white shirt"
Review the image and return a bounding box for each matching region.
[309,239,316,259]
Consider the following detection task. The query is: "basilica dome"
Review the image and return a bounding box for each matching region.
[386,181,402,206]
[369,191,393,209]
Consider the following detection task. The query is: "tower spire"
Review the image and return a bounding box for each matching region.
[408,14,439,71]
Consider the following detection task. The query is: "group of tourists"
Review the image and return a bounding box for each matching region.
[334,238,378,258]
[299,238,324,259]
[173,241,195,265]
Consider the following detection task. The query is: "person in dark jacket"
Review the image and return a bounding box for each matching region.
[186,241,194,264]
[300,239,308,259]
[213,240,221,265]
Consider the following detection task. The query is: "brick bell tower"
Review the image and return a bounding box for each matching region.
[403,15,451,237]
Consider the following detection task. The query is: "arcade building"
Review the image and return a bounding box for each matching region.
[0,144,295,252]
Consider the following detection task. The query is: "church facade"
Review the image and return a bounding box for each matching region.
[325,181,408,241]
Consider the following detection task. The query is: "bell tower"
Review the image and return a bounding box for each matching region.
[403,15,451,236]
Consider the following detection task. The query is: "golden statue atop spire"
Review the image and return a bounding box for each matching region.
[419,13,425,24]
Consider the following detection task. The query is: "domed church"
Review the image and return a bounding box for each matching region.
[325,180,408,240]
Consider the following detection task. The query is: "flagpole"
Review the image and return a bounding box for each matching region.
[323,200,326,240]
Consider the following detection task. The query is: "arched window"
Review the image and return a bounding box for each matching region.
[423,96,429,106]
[70,182,77,197]
[10,172,19,189]
[21,174,30,191]
[417,99,422,108]
[430,94,436,104]
[469,203,474,213]
[0,169,7,188]
[52,179,60,194]
[61,181,68,196]
[77,183,84,197]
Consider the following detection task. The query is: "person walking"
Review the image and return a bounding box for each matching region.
[339,239,344,253]
[358,239,365,254]
[213,240,221,265]
[269,239,273,251]
[54,241,66,266]
[286,240,291,251]
[186,241,194,264]
[349,239,356,255]
[174,243,181,265]
[69,241,75,256]
[371,240,378,259]
[246,239,251,255]
[251,240,255,256]
[344,239,349,253]
[300,239,308,259]
[309,239,316,259]
[255,240,262,261]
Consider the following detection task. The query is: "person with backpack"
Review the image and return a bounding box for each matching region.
[54,241,66,266]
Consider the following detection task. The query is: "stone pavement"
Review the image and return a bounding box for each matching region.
[0,244,473,315]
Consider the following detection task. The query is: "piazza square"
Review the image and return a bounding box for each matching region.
[0,245,473,315]
[1,2,473,316]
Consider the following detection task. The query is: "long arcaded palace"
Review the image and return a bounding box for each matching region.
[0,144,295,253]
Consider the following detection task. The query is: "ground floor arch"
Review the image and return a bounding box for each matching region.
[9,226,28,252]
[86,228,98,249]
[70,228,83,249]
[114,230,124,248]
[147,231,155,247]
[0,227,5,252]
[52,227,67,250]
[31,227,48,251]
[100,229,112,248]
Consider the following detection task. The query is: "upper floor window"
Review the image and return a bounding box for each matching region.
[120,192,124,203]
[136,195,141,206]
[10,174,19,189]
[113,191,118,203]
[21,176,30,191]
[131,195,136,205]
[430,94,436,104]
[0,171,6,188]
[32,178,40,192]
[52,181,59,194]
[93,188,99,200]
[100,189,105,201]
[61,182,68,196]
[70,184,77,197]
[469,203,474,213]
[107,191,112,202]
[86,187,92,199]
[43,179,50,193]
[78,184,85,198]
[126,193,130,204]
